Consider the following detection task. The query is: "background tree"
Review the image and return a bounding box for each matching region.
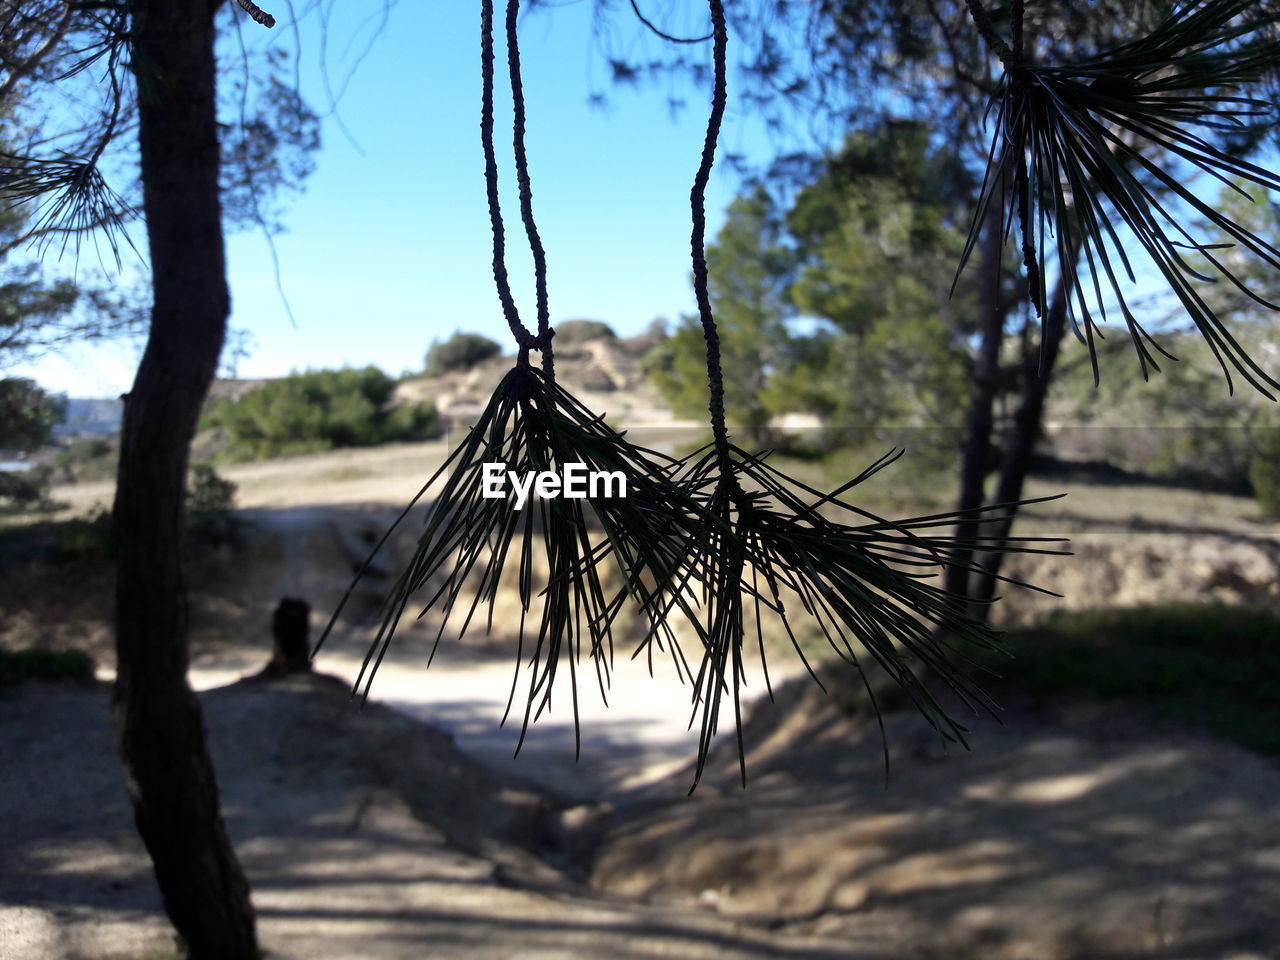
[204,365,442,460]
[1,2,325,955]
[0,376,65,451]
[424,330,503,375]
[782,122,978,463]
[589,0,1280,617]
[645,185,793,444]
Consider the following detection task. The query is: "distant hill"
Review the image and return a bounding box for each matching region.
[53,398,123,440]
[393,330,673,426]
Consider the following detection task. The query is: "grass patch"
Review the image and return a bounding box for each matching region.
[0,648,96,689]
[996,604,1280,755]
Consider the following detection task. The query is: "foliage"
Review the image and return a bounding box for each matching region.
[0,647,95,690]
[962,0,1280,393]
[54,507,114,562]
[203,366,442,461]
[998,604,1280,755]
[646,125,977,466]
[783,125,978,458]
[424,331,503,376]
[0,464,53,511]
[554,318,616,344]
[644,187,794,444]
[1248,412,1280,518]
[0,377,65,451]
[187,462,239,545]
[51,435,116,483]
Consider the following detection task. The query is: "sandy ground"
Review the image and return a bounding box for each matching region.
[0,674,879,960]
[2,446,1279,959]
[590,664,1280,960]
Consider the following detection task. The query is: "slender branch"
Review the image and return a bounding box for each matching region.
[1011,0,1024,64]
[505,0,555,379]
[233,0,275,29]
[692,0,733,473]
[628,0,712,44]
[962,0,1015,71]
[0,3,75,105]
[480,0,536,354]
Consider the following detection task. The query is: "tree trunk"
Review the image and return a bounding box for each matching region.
[112,2,259,957]
[942,200,1006,613]
[970,250,1077,608]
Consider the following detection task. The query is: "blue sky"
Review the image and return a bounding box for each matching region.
[13,1,808,397]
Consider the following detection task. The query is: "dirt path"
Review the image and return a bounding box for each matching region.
[0,676,880,960]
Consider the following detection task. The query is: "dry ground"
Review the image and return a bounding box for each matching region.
[2,440,1279,958]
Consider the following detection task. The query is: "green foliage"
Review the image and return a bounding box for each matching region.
[644,186,794,444]
[187,462,238,545]
[0,648,95,690]
[1248,414,1280,519]
[187,462,236,514]
[424,331,502,376]
[554,318,616,344]
[647,124,977,465]
[54,507,115,561]
[203,366,441,461]
[0,377,66,451]
[998,604,1280,756]
[784,126,975,459]
[51,435,116,483]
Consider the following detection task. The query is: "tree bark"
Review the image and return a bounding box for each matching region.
[971,247,1078,608]
[112,2,259,957]
[942,199,1007,613]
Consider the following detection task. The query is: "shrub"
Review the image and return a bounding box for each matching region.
[1249,418,1280,519]
[55,507,115,561]
[995,604,1280,756]
[554,318,616,344]
[0,648,96,689]
[52,436,117,483]
[424,332,502,376]
[0,468,48,508]
[187,462,238,545]
[202,366,442,461]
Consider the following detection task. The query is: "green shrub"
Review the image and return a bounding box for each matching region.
[187,462,238,545]
[52,436,117,483]
[0,467,49,509]
[0,648,96,689]
[202,366,442,461]
[1249,420,1280,519]
[188,462,236,513]
[995,604,1280,756]
[424,332,502,376]
[554,319,616,344]
[55,507,115,561]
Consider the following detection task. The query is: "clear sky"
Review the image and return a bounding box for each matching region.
[12,1,807,398]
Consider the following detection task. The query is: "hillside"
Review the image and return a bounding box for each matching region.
[394,331,672,427]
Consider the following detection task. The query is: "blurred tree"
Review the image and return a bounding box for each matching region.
[0,376,65,450]
[205,366,441,459]
[783,123,976,459]
[1,3,328,955]
[554,318,617,343]
[645,185,793,445]
[424,330,503,375]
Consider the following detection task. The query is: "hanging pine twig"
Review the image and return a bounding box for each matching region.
[959,0,1280,393]
[675,0,1069,791]
[315,0,720,757]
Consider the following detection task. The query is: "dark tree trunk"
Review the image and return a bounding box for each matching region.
[971,252,1076,607]
[943,201,1007,613]
[112,2,258,957]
